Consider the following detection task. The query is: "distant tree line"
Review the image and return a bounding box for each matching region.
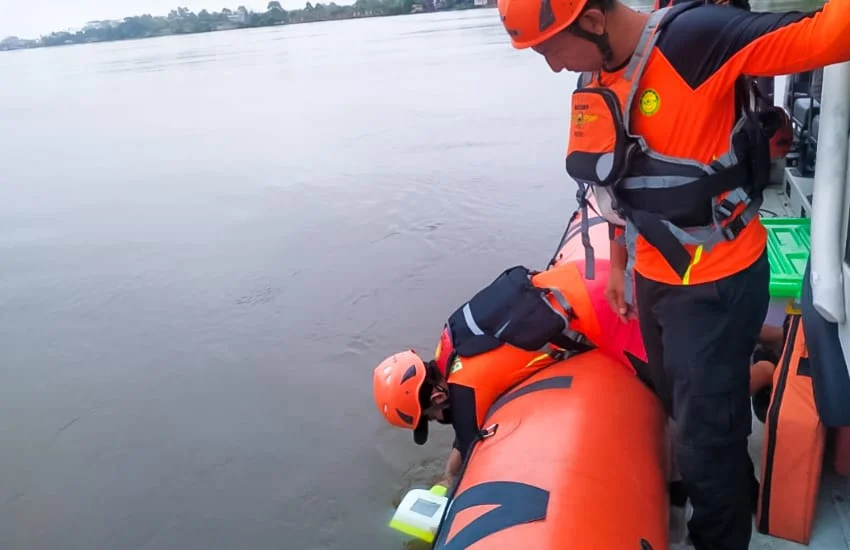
[1,0,486,50]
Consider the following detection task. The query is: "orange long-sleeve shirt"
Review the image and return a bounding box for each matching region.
[607,0,850,285]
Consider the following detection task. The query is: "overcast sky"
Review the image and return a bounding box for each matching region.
[0,0,335,39]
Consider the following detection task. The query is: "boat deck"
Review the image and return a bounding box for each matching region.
[669,174,850,549]
[669,417,850,549]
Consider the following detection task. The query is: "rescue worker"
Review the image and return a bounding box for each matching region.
[372,257,646,489]
[496,0,850,547]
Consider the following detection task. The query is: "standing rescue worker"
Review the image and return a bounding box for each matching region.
[372,258,646,489]
[496,0,850,547]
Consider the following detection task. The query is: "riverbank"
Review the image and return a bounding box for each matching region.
[0,1,496,52]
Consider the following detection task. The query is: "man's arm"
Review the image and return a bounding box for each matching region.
[438,446,463,488]
[609,224,628,271]
[438,383,479,489]
[658,1,850,92]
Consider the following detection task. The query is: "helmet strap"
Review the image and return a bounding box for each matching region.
[425,359,444,384]
[566,14,617,71]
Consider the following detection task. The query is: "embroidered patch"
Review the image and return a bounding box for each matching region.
[450,357,463,374]
[639,89,661,116]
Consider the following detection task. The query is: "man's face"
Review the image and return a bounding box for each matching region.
[531,30,605,73]
[426,385,450,423]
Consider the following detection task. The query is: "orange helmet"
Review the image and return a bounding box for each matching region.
[372,350,431,445]
[498,0,590,49]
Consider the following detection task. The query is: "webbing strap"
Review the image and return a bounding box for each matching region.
[624,221,638,306]
[575,8,670,286]
[580,200,596,280]
[623,188,763,280]
[547,287,572,316]
[576,182,596,280]
[618,160,750,215]
[538,290,576,350]
[622,7,671,129]
[627,208,693,278]
[461,303,484,336]
[543,288,593,352]
[659,187,760,249]
[577,71,594,88]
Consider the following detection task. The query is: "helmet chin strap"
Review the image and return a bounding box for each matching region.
[567,15,617,72]
[424,399,453,424]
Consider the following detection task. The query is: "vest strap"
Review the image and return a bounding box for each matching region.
[574,7,671,280]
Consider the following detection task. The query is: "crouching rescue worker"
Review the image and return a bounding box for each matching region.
[496,0,850,546]
[372,258,649,490]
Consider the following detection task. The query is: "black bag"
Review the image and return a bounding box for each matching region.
[447,266,572,357]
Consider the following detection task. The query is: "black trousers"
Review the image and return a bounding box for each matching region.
[636,248,770,550]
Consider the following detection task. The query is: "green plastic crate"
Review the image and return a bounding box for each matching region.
[762,217,811,299]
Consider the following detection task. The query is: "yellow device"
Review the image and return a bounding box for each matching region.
[389,485,449,543]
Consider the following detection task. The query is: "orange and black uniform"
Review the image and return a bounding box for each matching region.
[441,347,560,460]
[592,2,850,548]
[432,261,639,460]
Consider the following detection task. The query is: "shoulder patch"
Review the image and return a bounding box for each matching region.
[450,357,463,374]
[639,89,661,116]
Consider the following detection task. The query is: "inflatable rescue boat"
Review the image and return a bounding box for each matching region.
[430,348,668,549]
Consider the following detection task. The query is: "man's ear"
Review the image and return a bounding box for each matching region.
[576,9,607,35]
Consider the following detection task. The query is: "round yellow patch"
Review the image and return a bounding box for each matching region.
[639,89,661,116]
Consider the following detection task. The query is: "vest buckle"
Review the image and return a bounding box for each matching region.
[715,198,737,220]
[722,216,747,241]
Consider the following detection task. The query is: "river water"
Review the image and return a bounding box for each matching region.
[0,1,824,548]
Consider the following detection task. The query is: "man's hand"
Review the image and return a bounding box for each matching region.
[605,267,637,323]
[435,476,453,491]
[607,235,637,323]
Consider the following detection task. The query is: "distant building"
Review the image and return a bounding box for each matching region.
[0,36,39,50]
[0,36,23,50]
[83,20,121,31]
[227,13,250,24]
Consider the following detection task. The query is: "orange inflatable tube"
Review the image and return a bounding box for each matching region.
[432,349,668,549]
[549,196,611,268]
